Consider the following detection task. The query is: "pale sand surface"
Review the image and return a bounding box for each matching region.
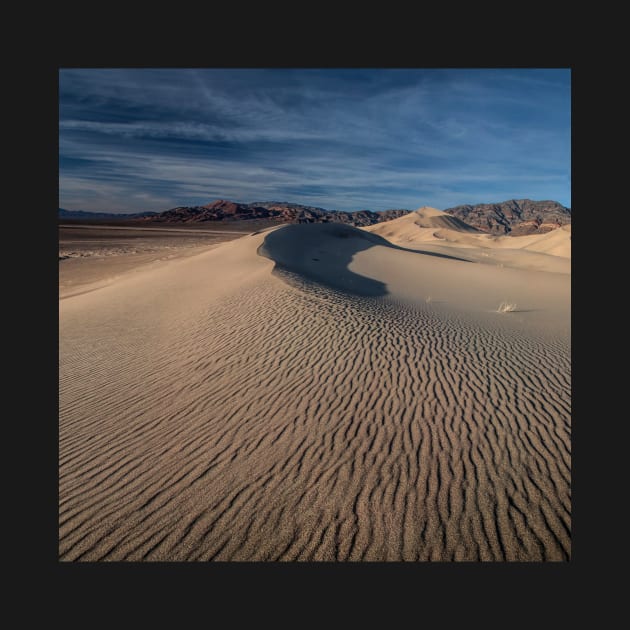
[59,218,570,561]
[365,207,571,274]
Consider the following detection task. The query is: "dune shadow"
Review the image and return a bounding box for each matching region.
[384,240,472,262]
[258,223,474,298]
[258,223,389,296]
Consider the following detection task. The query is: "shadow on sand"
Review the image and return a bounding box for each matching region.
[258,223,470,298]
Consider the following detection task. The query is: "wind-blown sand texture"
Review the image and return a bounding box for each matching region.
[59,214,570,561]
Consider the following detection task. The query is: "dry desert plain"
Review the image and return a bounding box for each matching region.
[59,208,571,561]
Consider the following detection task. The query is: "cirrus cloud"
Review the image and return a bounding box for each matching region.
[59,68,571,213]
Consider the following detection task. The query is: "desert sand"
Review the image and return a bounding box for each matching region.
[59,211,570,561]
[365,207,571,274]
[59,224,247,299]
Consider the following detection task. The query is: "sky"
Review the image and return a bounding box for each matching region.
[59,68,571,214]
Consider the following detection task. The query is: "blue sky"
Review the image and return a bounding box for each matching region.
[59,68,571,214]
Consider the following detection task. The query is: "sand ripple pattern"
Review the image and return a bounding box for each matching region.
[60,269,570,561]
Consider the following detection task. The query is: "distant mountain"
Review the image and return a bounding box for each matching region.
[249,201,334,214]
[59,208,158,220]
[137,200,410,227]
[59,198,571,235]
[443,199,571,236]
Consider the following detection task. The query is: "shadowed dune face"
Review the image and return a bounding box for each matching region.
[259,223,469,297]
[259,223,390,296]
[413,210,483,233]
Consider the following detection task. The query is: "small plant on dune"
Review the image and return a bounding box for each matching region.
[497,301,517,313]
[426,295,432,303]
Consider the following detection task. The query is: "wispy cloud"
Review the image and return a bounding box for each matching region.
[59,68,571,213]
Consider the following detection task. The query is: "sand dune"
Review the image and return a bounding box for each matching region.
[59,222,570,561]
[366,208,571,274]
[410,205,484,232]
[366,206,483,244]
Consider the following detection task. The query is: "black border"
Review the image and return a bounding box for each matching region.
[45,42,583,611]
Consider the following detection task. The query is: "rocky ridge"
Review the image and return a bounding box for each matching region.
[140,200,409,227]
[443,199,571,235]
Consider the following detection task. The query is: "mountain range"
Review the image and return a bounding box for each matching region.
[59,198,571,235]
[138,200,409,227]
[443,199,571,235]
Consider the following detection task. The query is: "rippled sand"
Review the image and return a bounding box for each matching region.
[59,223,570,561]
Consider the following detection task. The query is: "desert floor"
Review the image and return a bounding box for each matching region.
[59,224,250,299]
[59,214,570,561]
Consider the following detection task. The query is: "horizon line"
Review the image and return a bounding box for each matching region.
[58,196,571,216]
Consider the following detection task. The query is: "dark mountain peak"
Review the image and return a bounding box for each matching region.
[201,199,249,212]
